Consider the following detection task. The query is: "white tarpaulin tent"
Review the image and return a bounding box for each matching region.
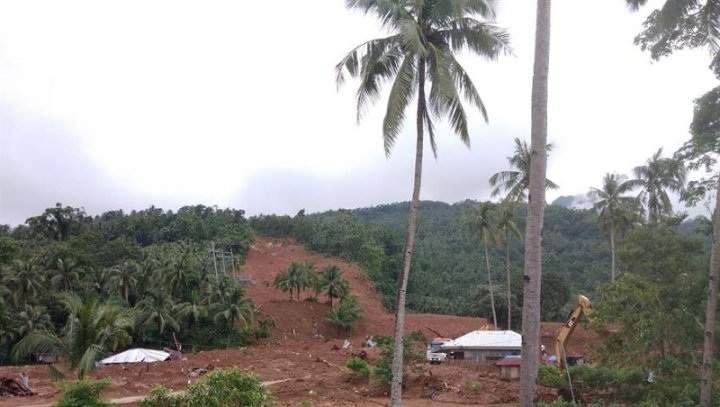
[99,348,170,365]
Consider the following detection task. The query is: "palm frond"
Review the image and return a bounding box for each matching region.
[383,55,417,156]
[436,18,511,58]
[699,1,720,53]
[335,36,400,91]
[657,0,700,29]
[626,0,650,11]
[398,17,428,55]
[423,103,438,157]
[346,0,412,30]
[12,331,64,363]
[427,48,470,145]
[77,344,105,379]
[445,51,488,121]
[430,0,495,23]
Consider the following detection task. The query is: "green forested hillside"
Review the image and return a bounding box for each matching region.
[0,204,262,371]
[252,200,711,328]
[354,201,609,320]
[2,200,711,370]
[252,200,688,325]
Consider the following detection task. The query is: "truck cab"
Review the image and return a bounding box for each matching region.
[426,337,452,364]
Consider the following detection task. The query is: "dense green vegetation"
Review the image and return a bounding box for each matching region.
[0,204,262,374]
[251,199,711,329]
[0,191,715,404]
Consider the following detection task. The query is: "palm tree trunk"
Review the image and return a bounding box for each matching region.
[520,1,551,406]
[505,233,512,330]
[484,241,498,328]
[390,57,426,407]
[610,225,616,282]
[700,176,720,406]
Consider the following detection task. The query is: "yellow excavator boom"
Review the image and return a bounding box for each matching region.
[555,294,592,369]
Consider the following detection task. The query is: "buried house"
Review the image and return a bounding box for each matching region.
[440,330,521,362]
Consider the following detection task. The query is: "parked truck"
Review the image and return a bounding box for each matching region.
[426,337,452,364]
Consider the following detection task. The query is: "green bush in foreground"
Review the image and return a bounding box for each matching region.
[138,385,182,407]
[53,378,111,407]
[140,368,269,407]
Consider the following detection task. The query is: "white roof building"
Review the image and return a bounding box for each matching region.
[440,330,521,361]
[442,330,521,350]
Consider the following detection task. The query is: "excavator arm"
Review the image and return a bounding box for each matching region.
[555,295,592,370]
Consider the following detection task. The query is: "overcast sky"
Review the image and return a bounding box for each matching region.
[1,1,717,226]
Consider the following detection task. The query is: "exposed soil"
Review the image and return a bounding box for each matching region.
[0,236,599,406]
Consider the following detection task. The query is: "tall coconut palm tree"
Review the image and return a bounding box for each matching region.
[468,202,500,328]
[629,148,687,224]
[210,286,256,348]
[50,258,81,292]
[84,266,112,296]
[16,305,53,338]
[272,262,311,301]
[489,137,558,202]
[175,292,206,331]
[336,2,510,403]
[520,1,552,405]
[12,294,134,378]
[8,259,44,308]
[318,265,349,307]
[137,290,180,337]
[496,202,523,329]
[110,261,139,304]
[589,173,640,281]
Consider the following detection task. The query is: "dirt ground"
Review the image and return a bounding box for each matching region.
[0,236,598,406]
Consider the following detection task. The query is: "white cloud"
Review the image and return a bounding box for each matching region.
[0,1,717,225]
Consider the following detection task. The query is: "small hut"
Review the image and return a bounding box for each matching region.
[495,356,522,380]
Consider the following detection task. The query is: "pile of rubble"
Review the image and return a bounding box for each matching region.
[0,377,35,397]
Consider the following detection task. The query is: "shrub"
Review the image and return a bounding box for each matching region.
[372,335,392,348]
[138,386,182,407]
[254,317,277,339]
[567,364,646,391]
[538,364,565,389]
[183,368,268,407]
[369,333,426,388]
[463,378,482,393]
[325,296,362,337]
[371,356,393,387]
[346,357,370,379]
[53,378,111,407]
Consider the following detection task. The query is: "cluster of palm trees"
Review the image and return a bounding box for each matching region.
[272,262,361,335]
[589,147,687,281]
[273,262,350,305]
[471,140,687,331]
[468,137,554,331]
[0,241,258,377]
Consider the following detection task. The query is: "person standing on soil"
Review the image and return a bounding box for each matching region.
[20,372,29,389]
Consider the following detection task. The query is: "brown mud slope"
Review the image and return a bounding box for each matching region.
[0,236,597,406]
